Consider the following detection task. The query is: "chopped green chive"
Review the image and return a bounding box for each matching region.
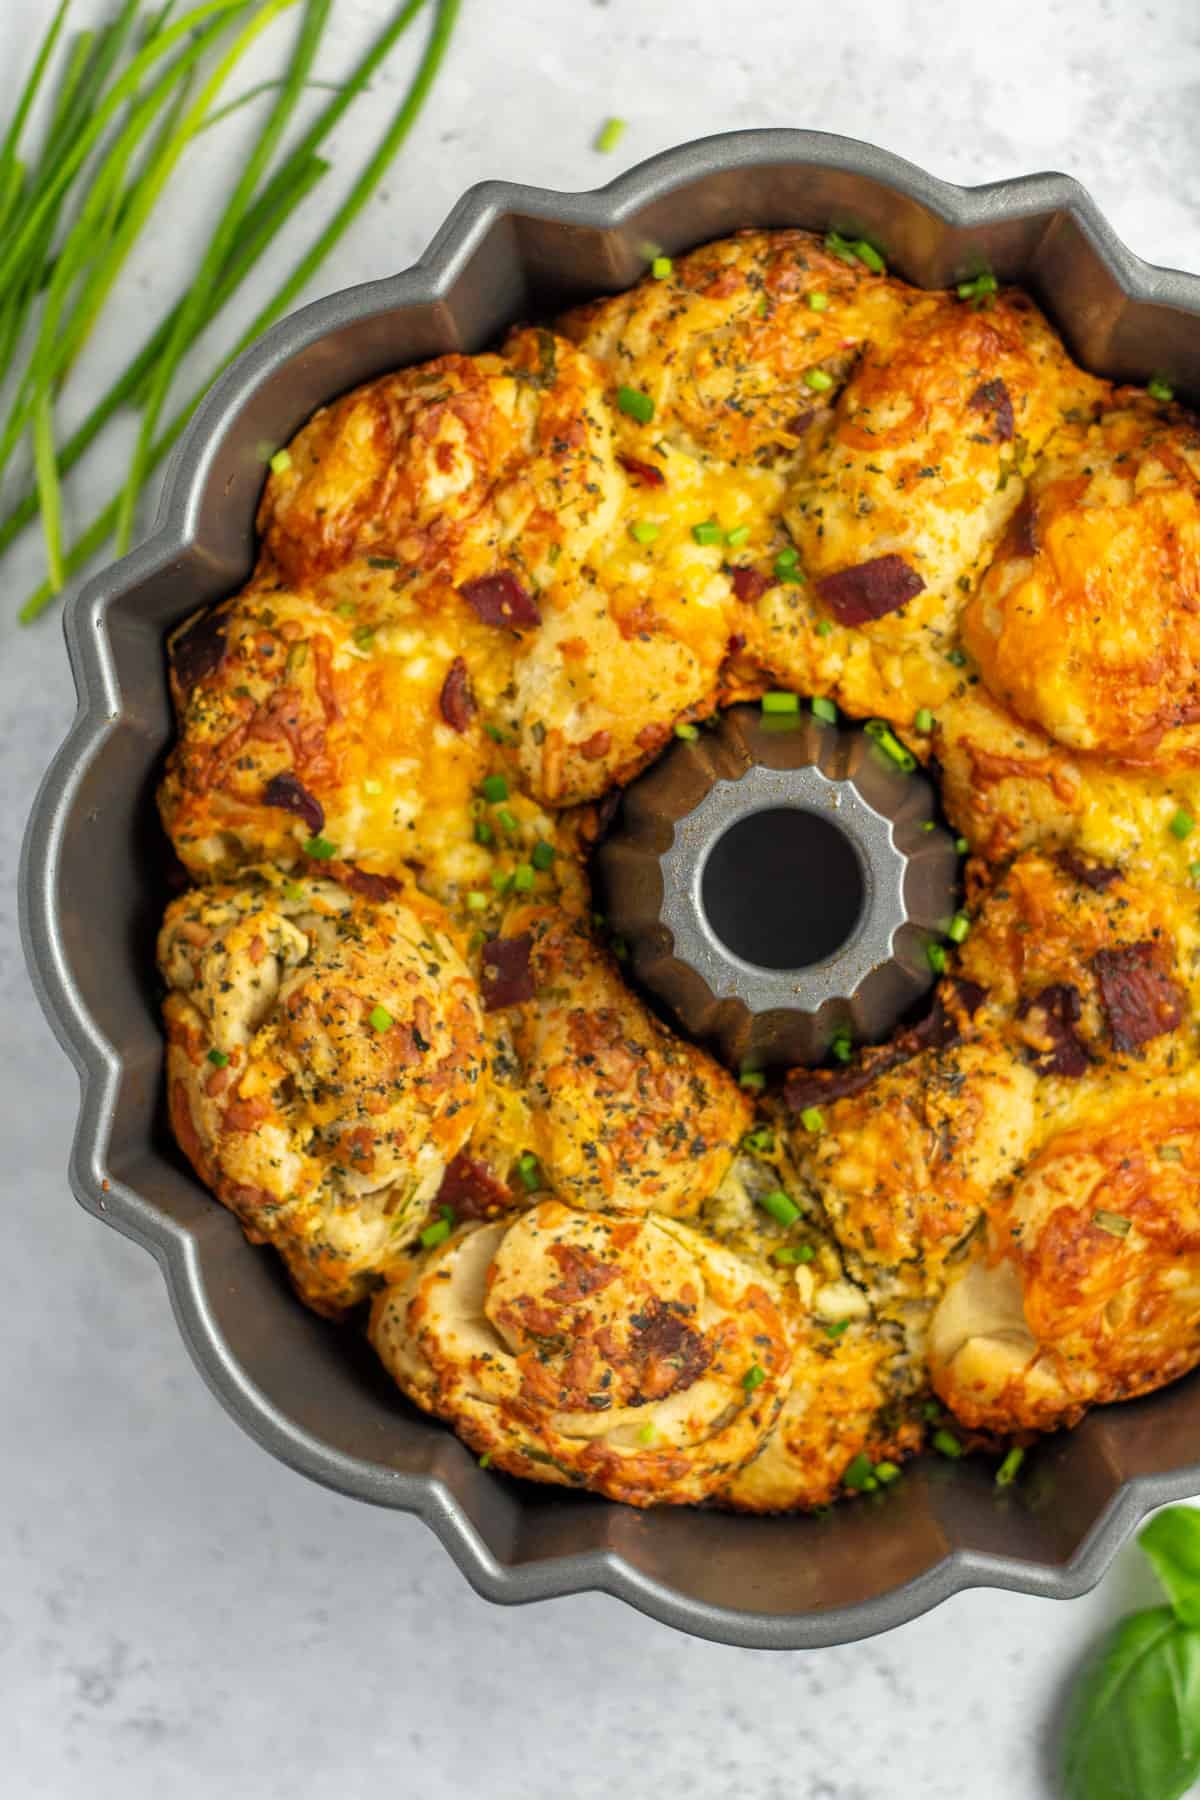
[874,1461,902,1485]
[864,718,916,771]
[466,891,488,912]
[808,291,829,312]
[927,942,948,975]
[616,384,654,424]
[739,1069,766,1092]
[914,707,935,733]
[207,1047,229,1068]
[1148,375,1175,402]
[742,1363,767,1391]
[800,1106,825,1134]
[516,1152,542,1191]
[759,1189,802,1228]
[933,1428,963,1459]
[814,618,833,636]
[825,230,860,266]
[513,863,535,892]
[811,695,838,724]
[629,519,659,545]
[637,1421,656,1445]
[1093,1209,1132,1238]
[957,271,998,307]
[419,1218,452,1250]
[920,820,936,833]
[726,524,751,548]
[674,722,699,741]
[352,625,375,650]
[852,239,885,273]
[775,545,799,571]
[282,881,305,902]
[531,840,555,871]
[843,1451,877,1491]
[831,1033,853,1064]
[269,448,292,474]
[1169,807,1195,839]
[595,115,626,154]
[651,255,672,279]
[496,807,519,834]
[302,835,336,860]
[692,517,723,546]
[955,836,969,855]
[762,690,800,714]
[825,1318,850,1339]
[611,935,629,961]
[995,1447,1025,1489]
[474,821,494,847]
[367,556,401,571]
[947,911,971,944]
[480,774,509,803]
[743,1127,775,1153]
[803,367,834,392]
[491,869,515,894]
[773,1243,816,1266]
[478,1452,492,1469]
[368,1004,393,1033]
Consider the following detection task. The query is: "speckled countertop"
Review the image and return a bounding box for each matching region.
[4,2,1200,1795]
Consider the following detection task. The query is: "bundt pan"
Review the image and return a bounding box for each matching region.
[21,129,1200,1651]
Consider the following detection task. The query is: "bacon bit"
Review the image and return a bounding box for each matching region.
[579,730,612,761]
[460,571,541,631]
[1018,983,1089,1077]
[177,920,212,948]
[729,565,771,604]
[786,408,815,438]
[1093,943,1186,1051]
[725,633,747,657]
[636,722,670,753]
[310,634,341,722]
[968,377,1015,443]
[784,980,985,1113]
[618,453,666,488]
[631,1299,711,1400]
[171,608,226,692]
[263,770,325,835]
[1055,849,1121,892]
[816,554,925,626]
[1010,496,1038,557]
[248,934,266,966]
[224,1093,270,1132]
[436,1152,511,1221]
[335,864,401,903]
[546,1243,620,1304]
[439,655,476,732]
[481,934,535,1011]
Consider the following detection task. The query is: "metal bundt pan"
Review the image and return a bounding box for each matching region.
[20,129,1200,1651]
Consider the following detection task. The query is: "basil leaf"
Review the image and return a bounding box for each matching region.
[1061,1606,1200,1800]
[1142,1508,1200,1628]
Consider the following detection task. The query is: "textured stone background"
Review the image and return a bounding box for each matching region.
[3,2,1198,1795]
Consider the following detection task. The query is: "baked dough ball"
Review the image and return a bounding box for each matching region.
[721,1328,922,1512]
[957,850,1195,1079]
[369,1199,791,1505]
[963,400,1200,765]
[787,1038,1037,1303]
[160,873,485,1313]
[500,904,751,1217]
[561,228,907,466]
[752,290,1102,722]
[258,327,619,594]
[929,1086,1200,1432]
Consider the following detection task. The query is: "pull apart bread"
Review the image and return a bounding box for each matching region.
[159,229,1200,1511]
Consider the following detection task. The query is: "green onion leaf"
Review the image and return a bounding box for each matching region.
[302,834,336,859]
[674,721,698,741]
[480,774,509,803]
[516,1151,542,1191]
[1148,375,1175,402]
[531,840,555,870]
[808,291,829,312]
[692,517,723,546]
[629,519,659,545]
[758,1189,801,1227]
[1170,807,1194,839]
[368,1003,393,1033]
[1093,1210,1132,1238]
[927,942,947,975]
[594,115,625,154]
[616,384,654,424]
[726,524,750,547]
[651,254,672,279]
[803,366,834,392]
[773,1243,815,1266]
[933,1428,963,1458]
[419,1217,452,1249]
[811,695,838,724]
[800,1106,824,1134]
[864,718,916,771]
[843,1451,877,1491]
[513,863,534,892]
[995,1447,1025,1488]
[207,1046,229,1067]
[742,1363,767,1392]
[831,1033,853,1064]
[914,707,935,733]
[739,1069,766,1092]
[762,690,799,714]
[947,911,970,944]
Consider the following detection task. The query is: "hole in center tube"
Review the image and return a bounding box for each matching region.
[700,806,865,970]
